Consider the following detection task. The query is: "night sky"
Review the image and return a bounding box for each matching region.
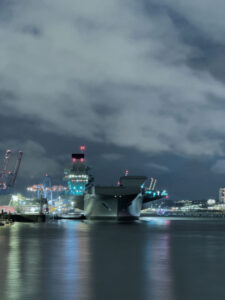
[1,0,225,200]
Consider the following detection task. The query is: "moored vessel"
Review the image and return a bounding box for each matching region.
[84,175,167,220]
[62,149,168,220]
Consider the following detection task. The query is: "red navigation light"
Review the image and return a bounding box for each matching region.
[80,158,84,162]
[125,170,129,176]
[72,158,76,163]
[117,181,120,186]
[80,146,85,151]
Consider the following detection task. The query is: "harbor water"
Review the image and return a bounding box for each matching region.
[1,218,225,300]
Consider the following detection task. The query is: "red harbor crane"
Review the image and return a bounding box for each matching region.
[0,150,23,193]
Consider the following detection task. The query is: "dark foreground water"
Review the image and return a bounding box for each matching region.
[1,218,225,300]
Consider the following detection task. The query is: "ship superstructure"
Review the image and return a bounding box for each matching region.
[63,152,93,210]
[142,177,168,205]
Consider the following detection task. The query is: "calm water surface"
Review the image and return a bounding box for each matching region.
[1,217,225,300]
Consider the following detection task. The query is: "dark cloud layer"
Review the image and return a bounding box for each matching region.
[1,0,225,199]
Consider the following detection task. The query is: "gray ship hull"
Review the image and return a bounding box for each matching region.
[83,175,165,220]
[84,192,143,220]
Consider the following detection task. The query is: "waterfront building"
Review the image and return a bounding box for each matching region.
[207,199,216,206]
[219,188,225,203]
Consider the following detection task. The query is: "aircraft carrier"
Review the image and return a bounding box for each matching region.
[66,148,167,220]
[84,175,167,220]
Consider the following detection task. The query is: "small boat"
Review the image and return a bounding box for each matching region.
[55,212,85,220]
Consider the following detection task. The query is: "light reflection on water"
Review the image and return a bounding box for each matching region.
[141,216,171,226]
[1,219,225,300]
[145,232,174,300]
[0,222,91,300]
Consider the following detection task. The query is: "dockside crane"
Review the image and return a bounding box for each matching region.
[43,174,52,200]
[0,149,12,190]
[7,151,23,188]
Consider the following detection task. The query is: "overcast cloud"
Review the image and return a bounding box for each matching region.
[1,0,225,198]
[152,0,225,43]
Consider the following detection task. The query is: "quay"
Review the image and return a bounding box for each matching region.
[10,214,47,222]
[0,211,14,226]
[141,211,225,218]
[0,211,46,223]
